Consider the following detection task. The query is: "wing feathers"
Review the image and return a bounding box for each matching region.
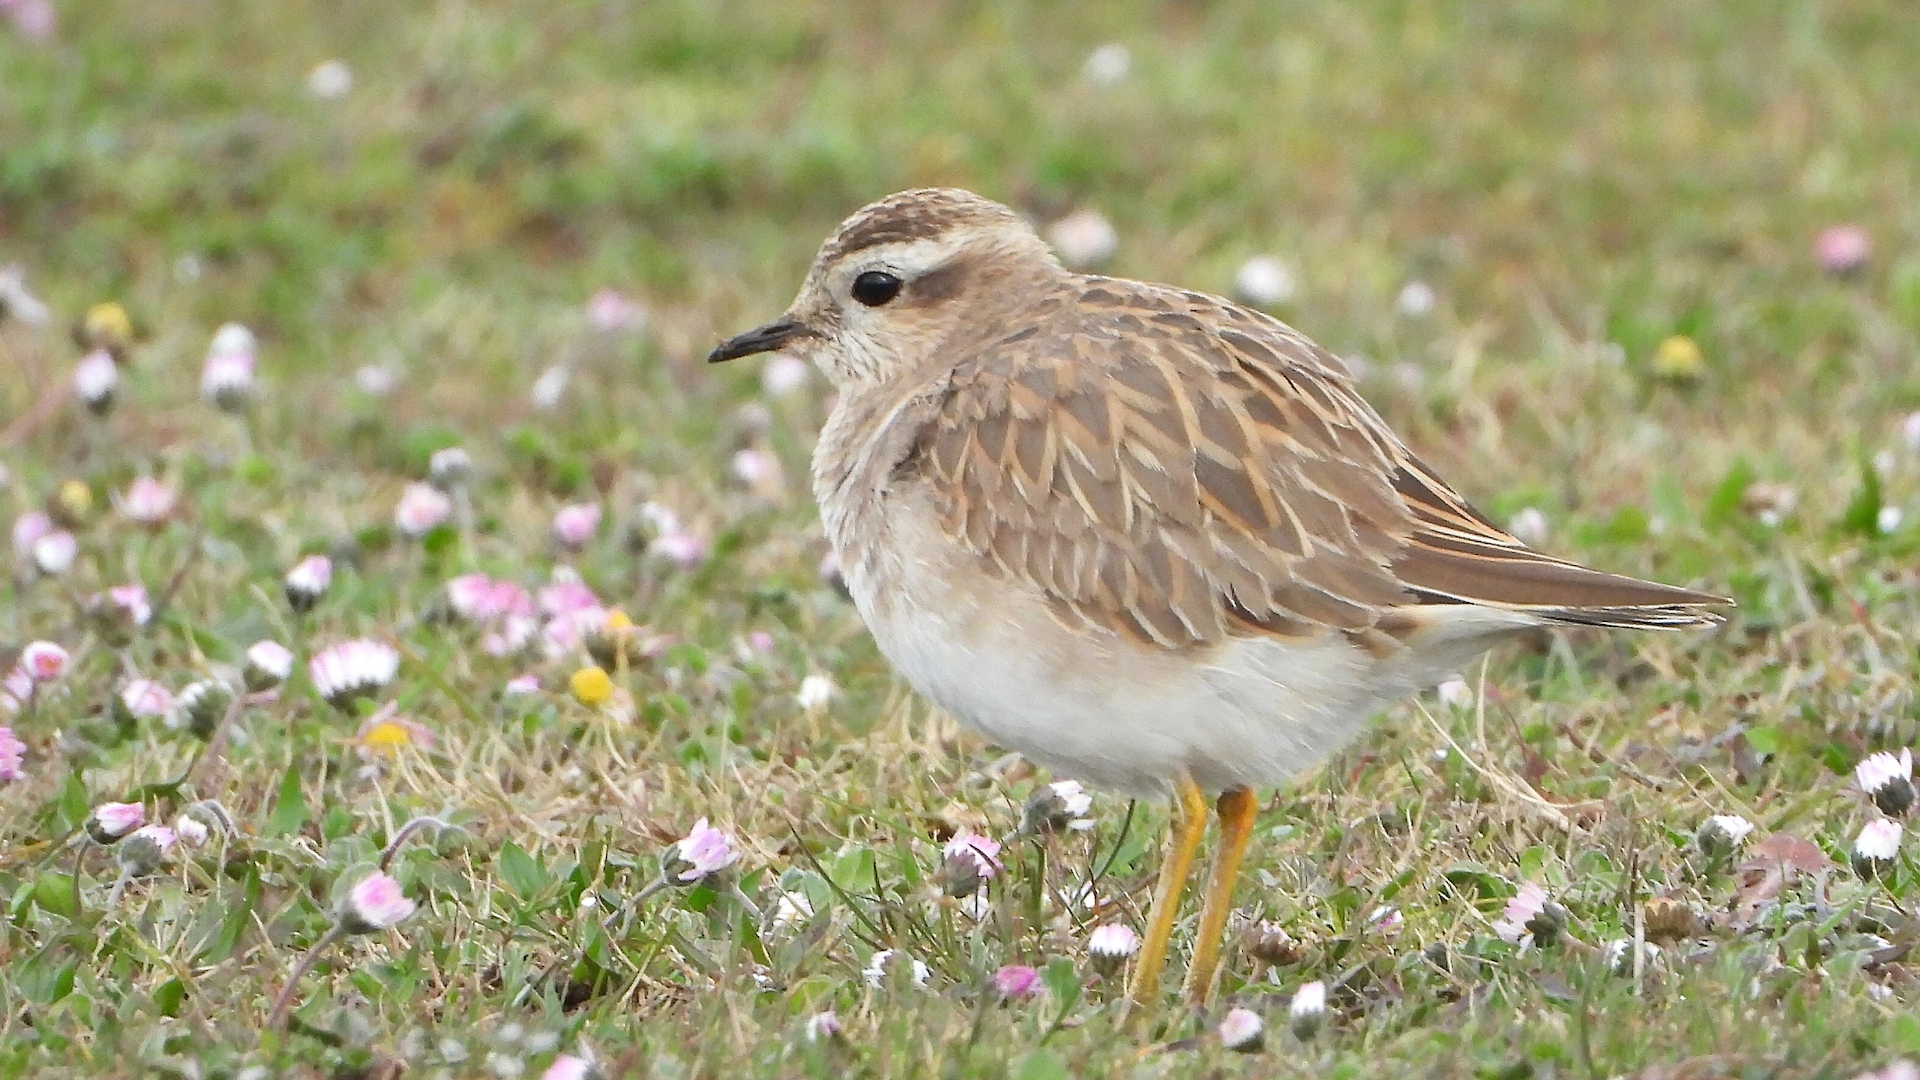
[908,279,1726,650]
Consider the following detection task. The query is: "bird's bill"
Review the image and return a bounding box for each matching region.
[708,317,814,363]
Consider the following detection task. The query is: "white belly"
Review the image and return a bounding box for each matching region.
[838,494,1532,797]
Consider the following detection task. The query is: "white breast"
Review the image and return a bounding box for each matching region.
[833,488,1517,796]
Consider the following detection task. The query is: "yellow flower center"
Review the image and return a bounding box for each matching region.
[361,721,413,752]
[570,666,614,706]
[1652,335,1704,379]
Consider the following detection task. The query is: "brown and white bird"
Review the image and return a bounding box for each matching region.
[710,188,1725,1007]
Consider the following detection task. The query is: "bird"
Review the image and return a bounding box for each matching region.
[709,188,1726,1009]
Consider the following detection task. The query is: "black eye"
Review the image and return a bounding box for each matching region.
[851,271,902,307]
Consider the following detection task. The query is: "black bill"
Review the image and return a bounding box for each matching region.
[708,317,813,363]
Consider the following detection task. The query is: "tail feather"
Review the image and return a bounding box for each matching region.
[1393,528,1728,629]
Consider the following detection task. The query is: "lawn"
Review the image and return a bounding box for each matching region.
[3,1,1920,1076]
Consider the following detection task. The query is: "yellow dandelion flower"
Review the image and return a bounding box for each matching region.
[1652,335,1705,381]
[605,609,634,633]
[54,480,94,525]
[571,665,614,706]
[360,721,414,754]
[83,301,134,354]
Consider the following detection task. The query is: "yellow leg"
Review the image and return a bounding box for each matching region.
[1182,787,1258,1005]
[1125,773,1209,1007]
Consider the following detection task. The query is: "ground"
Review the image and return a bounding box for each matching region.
[2,2,1919,1077]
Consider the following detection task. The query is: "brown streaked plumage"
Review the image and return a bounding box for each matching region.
[711,188,1728,1013]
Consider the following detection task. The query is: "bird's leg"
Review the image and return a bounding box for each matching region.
[1125,772,1209,1007]
[1182,786,1258,1005]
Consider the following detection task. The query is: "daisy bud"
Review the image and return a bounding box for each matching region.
[939,831,1003,898]
[1815,224,1871,277]
[117,678,174,722]
[244,639,294,691]
[200,348,256,412]
[762,353,810,397]
[660,817,739,886]
[0,726,27,781]
[308,59,353,100]
[1604,938,1663,976]
[1288,980,1328,1040]
[1082,42,1131,85]
[801,1010,841,1043]
[1741,481,1797,527]
[1396,280,1437,318]
[1695,813,1756,861]
[90,583,152,637]
[118,477,177,526]
[427,446,473,490]
[0,265,51,326]
[338,870,417,934]
[73,349,118,415]
[862,948,930,989]
[1087,923,1140,974]
[20,641,67,683]
[354,363,397,396]
[1436,676,1474,709]
[818,550,850,600]
[1019,779,1094,834]
[394,482,453,538]
[795,673,835,715]
[648,527,708,569]
[530,364,570,410]
[552,503,601,550]
[284,554,333,613]
[1246,919,1304,966]
[1046,209,1117,270]
[117,824,176,875]
[1856,750,1915,817]
[32,530,77,575]
[87,801,145,843]
[1233,255,1296,309]
[1494,882,1565,947]
[1853,819,1903,881]
[992,964,1041,1001]
[1219,1006,1265,1052]
[1508,507,1549,547]
[770,889,815,931]
[541,1055,599,1080]
[172,814,211,847]
[168,678,235,739]
[11,511,52,562]
[308,639,399,710]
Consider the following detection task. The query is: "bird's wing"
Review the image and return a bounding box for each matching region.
[899,279,1722,650]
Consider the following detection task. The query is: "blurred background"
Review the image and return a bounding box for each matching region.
[4,3,1915,538]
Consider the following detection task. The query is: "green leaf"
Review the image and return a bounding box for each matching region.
[1015,1050,1069,1080]
[499,840,548,899]
[830,848,876,894]
[1703,459,1753,529]
[1886,1011,1920,1054]
[153,977,186,1017]
[32,872,78,919]
[1038,957,1080,1006]
[1841,458,1883,536]
[267,764,307,837]
[1744,725,1781,757]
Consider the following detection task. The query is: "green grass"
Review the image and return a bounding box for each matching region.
[3,1,1920,1076]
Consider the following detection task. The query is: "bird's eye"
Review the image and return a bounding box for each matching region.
[851,271,903,307]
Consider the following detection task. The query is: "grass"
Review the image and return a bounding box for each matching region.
[3,1,1920,1076]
